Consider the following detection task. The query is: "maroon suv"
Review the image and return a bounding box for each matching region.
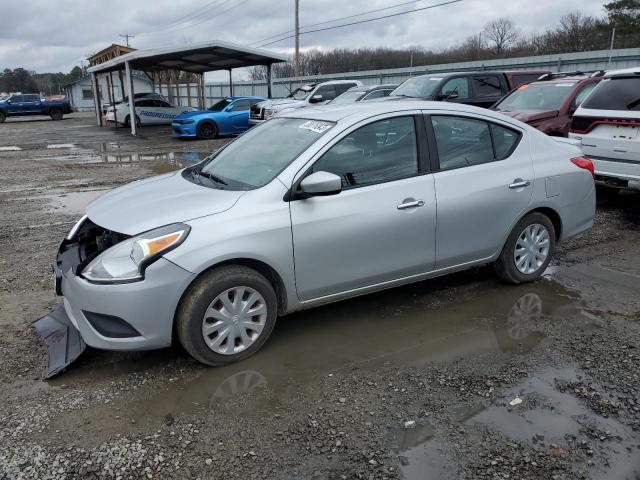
[491,72,603,137]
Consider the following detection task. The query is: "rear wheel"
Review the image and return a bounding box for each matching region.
[176,265,278,366]
[196,120,218,139]
[494,212,555,284]
[0,111,5,123]
[49,108,63,121]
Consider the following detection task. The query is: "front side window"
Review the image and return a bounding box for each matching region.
[472,76,502,98]
[195,118,334,190]
[441,77,469,99]
[314,85,337,101]
[362,89,387,101]
[312,116,418,188]
[335,83,358,95]
[582,77,640,111]
[431,115,520,170]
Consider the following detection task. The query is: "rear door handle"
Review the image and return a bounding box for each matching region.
[509,179,531,189]
[397,199,425,210]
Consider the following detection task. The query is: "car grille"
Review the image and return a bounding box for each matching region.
[250,105,264,120]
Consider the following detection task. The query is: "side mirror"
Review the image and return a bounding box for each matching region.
[298,171,342,197]
[439,91,459,100]
[308,94,324,104]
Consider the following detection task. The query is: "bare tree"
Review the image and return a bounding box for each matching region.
[483,18,519,55]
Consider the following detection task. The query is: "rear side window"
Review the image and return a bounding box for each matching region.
[582,77,640,111]
[312,116,418,188]
[431,115,521,170]
[473,76,502,97]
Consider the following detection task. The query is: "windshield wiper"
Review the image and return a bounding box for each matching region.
[199,171,228,186]
[627,97,640,110]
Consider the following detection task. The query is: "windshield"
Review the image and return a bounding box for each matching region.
[582,77,640,111]
[330,90,364,104]
[288,86,314,101]
[496,83,575,111]
[194,118,335,190]
[209,98,232,111]
[391,76,442,98]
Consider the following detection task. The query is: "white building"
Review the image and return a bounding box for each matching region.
[62,74,153,111]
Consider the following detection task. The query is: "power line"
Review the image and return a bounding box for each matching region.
[255,0,463,48]
[136,0,243,38]
[250,0,438,47]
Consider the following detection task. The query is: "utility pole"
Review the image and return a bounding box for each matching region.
[119,34,135,47]
[608,27,616,66]
[294,0,300,77]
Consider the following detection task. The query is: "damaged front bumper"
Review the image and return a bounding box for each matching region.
[33,305,86,379]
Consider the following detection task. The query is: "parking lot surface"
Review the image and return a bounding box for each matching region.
[1,113,639,479]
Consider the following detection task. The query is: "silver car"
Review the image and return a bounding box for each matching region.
[53,101,595,366]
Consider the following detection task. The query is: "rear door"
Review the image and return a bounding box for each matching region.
[470,75,505,108]
[427,113,533,269]
[22,94,42,113]
[290,113,436,301]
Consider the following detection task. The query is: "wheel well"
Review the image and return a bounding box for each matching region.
[530,207,562,241]
[187,259,287,315]
[546,131,564,138]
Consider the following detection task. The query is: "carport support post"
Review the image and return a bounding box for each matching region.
[228,69,233,97]
[91,73,101,126]
[266,63,272,98]
[124,61,136,136]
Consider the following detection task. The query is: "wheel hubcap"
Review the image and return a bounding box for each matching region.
[201,286,267,355]
[514,224,550,275]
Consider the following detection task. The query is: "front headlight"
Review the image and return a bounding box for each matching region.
[81,223,190,283]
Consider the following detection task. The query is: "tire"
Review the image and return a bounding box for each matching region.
[176,265,278,366]
[49,108,63,121]
[0,111,5,123]
[124,115,141,128]
[196,120,218,140]
[494,212,556,284]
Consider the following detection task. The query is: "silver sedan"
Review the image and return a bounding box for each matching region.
[54,101,596,366]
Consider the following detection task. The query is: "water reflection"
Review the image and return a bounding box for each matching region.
[54,279,583,423]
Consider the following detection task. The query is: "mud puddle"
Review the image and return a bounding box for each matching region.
[46,189,109,214]
[46,277,596,436]
[464,366,640,478]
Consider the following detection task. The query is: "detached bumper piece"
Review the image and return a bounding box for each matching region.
[33,305,86,379]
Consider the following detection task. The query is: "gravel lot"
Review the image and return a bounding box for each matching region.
[1,113,639,479]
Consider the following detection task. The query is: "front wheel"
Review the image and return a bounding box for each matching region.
[494,212,555,284]
[176,266,278,366]
[196,120,218,140]
[124,115,141,128]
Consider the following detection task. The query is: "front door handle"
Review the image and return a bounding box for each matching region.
[509,179,531,189]
[397,199,425,210]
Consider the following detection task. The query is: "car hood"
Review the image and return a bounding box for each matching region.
[261,98,305,110]
[497,109,559,123]
[86,170,245,235]
[174,110,216,120]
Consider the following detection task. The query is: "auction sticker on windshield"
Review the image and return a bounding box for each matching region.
[299,120,333,133]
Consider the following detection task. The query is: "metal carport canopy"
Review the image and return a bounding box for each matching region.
[86,40,288,134]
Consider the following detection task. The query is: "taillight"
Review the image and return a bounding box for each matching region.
[571,156,595,179]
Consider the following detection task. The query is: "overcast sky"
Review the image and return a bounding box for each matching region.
[0,0,608,81]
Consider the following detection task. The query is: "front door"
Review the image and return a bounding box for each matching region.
[290,114,436,301]
[228,99,252,132]
[427,113,533,269]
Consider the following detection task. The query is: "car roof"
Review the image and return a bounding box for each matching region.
[531,75,594,84]
[227,96,265,100]
[347,84,398,92]
[605,67,640,78]
[279,99,513,124]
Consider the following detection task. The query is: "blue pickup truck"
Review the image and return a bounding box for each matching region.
[0,93,72,123]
